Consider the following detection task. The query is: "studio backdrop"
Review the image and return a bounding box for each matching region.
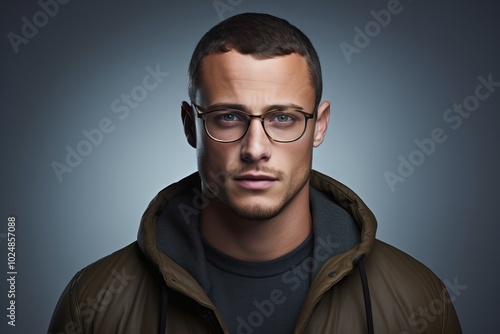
[1,0,499,333]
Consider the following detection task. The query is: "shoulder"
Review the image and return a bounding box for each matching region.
[366,240,447,303]
[370,240,432,268]
[49,242,162,333]
[71,242,147,283]
[368,240,443,288]
[67,241,160,308]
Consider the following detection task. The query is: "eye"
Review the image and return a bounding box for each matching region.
[217,112,240,121]
[274,114,293,122]
[220,113,240,122]
[211,110,247,125]
[268,112,297,124]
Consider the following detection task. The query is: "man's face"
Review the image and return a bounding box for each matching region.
[185,50,329,220]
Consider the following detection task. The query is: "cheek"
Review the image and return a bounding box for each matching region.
[295,149,313,172]
[197,138,237,174]
[279,141,313,173]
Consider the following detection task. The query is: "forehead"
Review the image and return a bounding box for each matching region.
[196,50,314,108]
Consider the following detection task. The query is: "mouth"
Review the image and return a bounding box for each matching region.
[233,173,278,190]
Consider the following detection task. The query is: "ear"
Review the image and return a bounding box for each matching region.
[181,101,196,148]
[313,100,331,147]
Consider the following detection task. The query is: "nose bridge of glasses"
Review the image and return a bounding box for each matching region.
[246,113,270,138]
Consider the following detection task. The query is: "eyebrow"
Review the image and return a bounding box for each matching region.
[204,102,306,112]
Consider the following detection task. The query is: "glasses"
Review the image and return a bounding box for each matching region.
[192,103,315,143]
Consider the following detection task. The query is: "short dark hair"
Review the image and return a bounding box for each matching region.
[188,12,323,108]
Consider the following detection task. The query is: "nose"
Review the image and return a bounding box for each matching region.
[240,119,272,163]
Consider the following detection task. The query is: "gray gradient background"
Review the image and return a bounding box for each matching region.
[1,0,499,333]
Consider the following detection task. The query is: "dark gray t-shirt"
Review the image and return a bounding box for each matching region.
[203,231,314,334]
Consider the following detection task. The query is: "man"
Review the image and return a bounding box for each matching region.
[49,13,461,333]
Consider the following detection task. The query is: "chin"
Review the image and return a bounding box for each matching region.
[221,192,290,221]
[229,203,284,221]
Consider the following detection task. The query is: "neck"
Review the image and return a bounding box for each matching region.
[200,183,312,262]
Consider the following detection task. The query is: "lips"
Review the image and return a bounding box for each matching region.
[234,173,277,181]
[233,173,278,190]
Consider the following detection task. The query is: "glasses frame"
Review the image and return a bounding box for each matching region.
[192,103,316,143]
